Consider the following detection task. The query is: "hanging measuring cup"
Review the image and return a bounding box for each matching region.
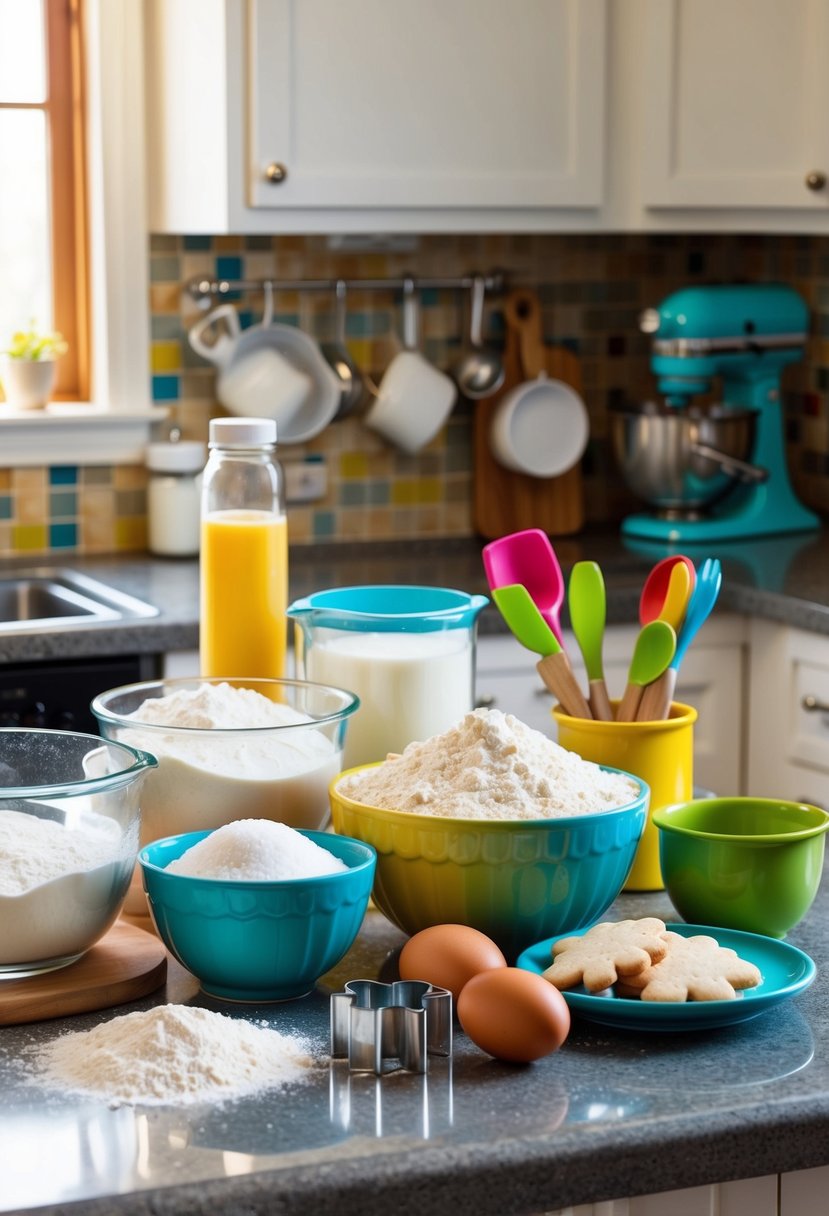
[287,585,489,769]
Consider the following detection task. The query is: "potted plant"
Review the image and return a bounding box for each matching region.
[1,323,69,410]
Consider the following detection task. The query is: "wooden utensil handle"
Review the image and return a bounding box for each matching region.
[537,652,593,719]
[616,682,644,722]
[504,289,546,379]
[637,668,677,722]
[588,679,614,722]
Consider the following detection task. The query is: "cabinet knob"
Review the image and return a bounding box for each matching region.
[805,171,826,192]
[801,694,829,714]
[264,162,288,185]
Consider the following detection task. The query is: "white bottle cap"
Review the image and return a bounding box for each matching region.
[208,417,277,447]
[145,441,206,473]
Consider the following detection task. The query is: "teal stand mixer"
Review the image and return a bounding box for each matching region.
[614,284,820,543]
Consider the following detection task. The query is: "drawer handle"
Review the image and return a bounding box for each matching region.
[475,693,496,709]
[801,695,829,714]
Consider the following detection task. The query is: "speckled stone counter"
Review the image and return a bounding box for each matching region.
[1,526,829,664]
[1,876,828,1216]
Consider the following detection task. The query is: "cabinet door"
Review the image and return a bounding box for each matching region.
[248,0,606,210]
[780,1166,829,1216]
[476,617,745,796]
[642,0,829,209]
[747,620,829,807]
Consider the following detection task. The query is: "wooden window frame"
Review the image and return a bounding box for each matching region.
[0,0,89,400]
[47,0,89,399]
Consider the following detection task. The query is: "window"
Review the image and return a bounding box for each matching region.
[1,0,157,467]
[0,0,89,401]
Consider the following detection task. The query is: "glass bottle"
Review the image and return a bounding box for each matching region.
[146,437,206,557]
[199,417,287,679]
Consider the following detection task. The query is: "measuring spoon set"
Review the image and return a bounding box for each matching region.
[482,530,722,723]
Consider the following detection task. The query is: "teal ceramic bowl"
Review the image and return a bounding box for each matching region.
[139,829,376,1001]
[330,766,649,962]
[653,797,829,939]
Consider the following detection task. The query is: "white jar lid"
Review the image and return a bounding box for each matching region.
[208,417,277,447]
[146,440,206,473]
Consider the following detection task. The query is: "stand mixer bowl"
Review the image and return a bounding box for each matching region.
[611,405,760,517]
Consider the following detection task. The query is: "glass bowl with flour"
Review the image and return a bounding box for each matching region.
[92,678,359,847]
[0,727,156,977]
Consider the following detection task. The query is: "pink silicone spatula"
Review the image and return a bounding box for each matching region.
[482,528,565,646]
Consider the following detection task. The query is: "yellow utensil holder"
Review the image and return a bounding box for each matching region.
[552,701,697,892]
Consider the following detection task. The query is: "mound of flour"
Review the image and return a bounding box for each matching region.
[119,682,341,842]
[338,708,640,820]
[0,808,122,896]
[34,1004,314,1106]
[0,807,133,965]
[128,681,312,730]
[167,818,347,881]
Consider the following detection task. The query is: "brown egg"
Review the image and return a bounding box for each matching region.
[398,924,507,1003]
[457,967,571,1063]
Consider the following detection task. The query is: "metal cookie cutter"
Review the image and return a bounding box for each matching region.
[330,979,453,1074]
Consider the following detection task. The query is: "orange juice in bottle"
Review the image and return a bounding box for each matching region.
[200,418,288,679]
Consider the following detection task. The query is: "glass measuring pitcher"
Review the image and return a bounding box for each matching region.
[287,585,489,769]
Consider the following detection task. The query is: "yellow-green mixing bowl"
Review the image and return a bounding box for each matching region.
[329,764,649,961]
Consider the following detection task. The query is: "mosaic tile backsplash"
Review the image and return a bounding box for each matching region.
[5,230,829,555]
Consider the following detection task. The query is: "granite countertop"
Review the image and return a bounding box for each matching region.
[2,528,829,1213]
[1,526,829,663]
[1,879,827,1216]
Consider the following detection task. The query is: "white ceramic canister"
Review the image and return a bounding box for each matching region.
[146,439,206,557]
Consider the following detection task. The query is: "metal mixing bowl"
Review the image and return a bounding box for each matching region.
[611,405,759,516]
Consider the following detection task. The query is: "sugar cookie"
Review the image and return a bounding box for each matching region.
[542,917,670,993]
[621,931,762,1002]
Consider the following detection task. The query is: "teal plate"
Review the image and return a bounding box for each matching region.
[516,923,816,1032]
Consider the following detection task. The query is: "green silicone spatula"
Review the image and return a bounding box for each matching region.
[567,561,612,721]
[492,584,592,719]
[616,619,677,722]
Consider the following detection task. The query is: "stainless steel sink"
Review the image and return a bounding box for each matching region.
[0,569,159,632]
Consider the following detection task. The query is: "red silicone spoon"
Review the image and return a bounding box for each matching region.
[639,555,696,627]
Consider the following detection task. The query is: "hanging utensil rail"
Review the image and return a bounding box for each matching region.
[186,270,507,310]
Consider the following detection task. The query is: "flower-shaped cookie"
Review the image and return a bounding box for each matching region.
[542,917,669,993]
[619,931,762,1002]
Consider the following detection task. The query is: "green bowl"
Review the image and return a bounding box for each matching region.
[653,797,829,938]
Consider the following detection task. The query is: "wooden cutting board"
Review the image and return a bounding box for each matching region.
[0,919,167,1026]
[473,288,585,538]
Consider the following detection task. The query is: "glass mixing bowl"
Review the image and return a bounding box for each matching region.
[0,728,156,977]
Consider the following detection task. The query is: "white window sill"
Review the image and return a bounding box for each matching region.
[0,404,168,467]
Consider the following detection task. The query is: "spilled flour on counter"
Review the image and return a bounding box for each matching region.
[34,1004,315,1106]
[338,708,641,820]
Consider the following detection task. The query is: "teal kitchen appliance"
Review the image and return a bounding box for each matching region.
[612,285,820,543]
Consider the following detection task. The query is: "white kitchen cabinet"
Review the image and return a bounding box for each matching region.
[747,620,829,809]
[545,1173,777,1216]
[146,0,607,235]
[145,0,829,235]
[640,0,829,213]
[163,650,201,678]
[476,615,746,796]
[780,1165,829,1215]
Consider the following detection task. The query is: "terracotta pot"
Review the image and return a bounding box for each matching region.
[1,358,57,410]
